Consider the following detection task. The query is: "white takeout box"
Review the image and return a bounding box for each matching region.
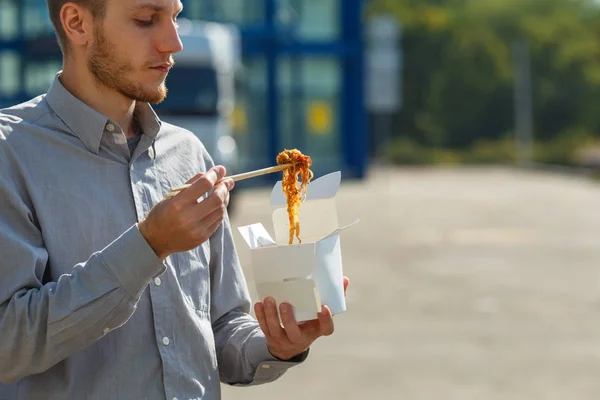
[237,171,359,322]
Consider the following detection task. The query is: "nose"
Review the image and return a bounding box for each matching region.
[157,20,183,55]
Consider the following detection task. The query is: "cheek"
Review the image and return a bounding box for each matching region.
[110,28,150,64]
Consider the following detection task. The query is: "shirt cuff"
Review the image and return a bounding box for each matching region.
[274,349,310,363]
[247,330,310,364]
[99,224,166,299]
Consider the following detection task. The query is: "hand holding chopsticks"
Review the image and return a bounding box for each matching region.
[165,163,294,199]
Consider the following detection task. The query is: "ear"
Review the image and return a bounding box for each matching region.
[60,2,95,48]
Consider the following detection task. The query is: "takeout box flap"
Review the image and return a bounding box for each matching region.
[313,233,346,315]
[270,172,342,244]
[318,218,360,241]
[271,199,337,244]
[237,223,276,249]
[270,171,341,207]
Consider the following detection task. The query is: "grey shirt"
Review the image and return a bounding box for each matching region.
[0,74,304,399]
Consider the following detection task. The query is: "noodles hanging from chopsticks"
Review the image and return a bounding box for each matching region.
[276,149,314,244]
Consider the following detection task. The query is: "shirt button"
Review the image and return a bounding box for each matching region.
[154,277,162,286]
[261,364,271,369]
[172,398,178,400]
[162,337,170,346]
[103,327,110,335]
[106,123,115,132]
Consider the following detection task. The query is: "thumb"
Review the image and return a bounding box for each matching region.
[343,276,349,297]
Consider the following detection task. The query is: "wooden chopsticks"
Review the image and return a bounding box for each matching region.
[165,163,294,199]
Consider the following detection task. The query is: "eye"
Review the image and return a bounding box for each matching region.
[136,19,153,27]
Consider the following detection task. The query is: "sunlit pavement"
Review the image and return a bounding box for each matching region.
[223,166,600,400]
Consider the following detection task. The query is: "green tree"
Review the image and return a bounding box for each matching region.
[368,0,600,162]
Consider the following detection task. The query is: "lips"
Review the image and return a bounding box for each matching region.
[151,63,173,73]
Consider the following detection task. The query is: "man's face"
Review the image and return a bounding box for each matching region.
[87,0,183,103]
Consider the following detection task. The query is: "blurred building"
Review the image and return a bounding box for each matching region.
[0,0,367,182]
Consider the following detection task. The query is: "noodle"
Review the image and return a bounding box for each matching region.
[276,149,314,244]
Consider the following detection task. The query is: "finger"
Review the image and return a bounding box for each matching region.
[193,187,228,238]
[163,173,205,202]
[219,183,231,208]
[192,199,228,231]
[199,181,230,211]
[219,177,235,192]
[343,276,349,297]
[185,172,205,185]
[279,303,303,344]
[211,181,232,205]
[202,209,225,237]
[254,302,270,336]
[317,305,334,337]
[264,297,286,341]
[178,191,223,229]
[180,166,225,203]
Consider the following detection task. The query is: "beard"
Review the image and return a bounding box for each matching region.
[87,25,169,104]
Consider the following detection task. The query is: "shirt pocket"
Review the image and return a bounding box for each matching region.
[173,241,211,313]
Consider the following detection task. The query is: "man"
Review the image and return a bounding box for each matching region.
[0,0,349,398]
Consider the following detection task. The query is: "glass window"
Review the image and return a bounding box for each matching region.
[183,0,263,24]
[230,57,268,173]
[24,61,61,97]
[220,0,264,24]
[301,58,341,172]
[0,50,20,97]
[301,57,340,95]
[184,1,203,20]
[182,1,214,20]
[299,0,339,40]
[279,0,339,41]
[0,0,18,39]
[277,56,302,151]
[278,56,342,174]
[23,0,54,38]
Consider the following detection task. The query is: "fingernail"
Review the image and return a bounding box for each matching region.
[280,303,290,313]
[265,297,275,306]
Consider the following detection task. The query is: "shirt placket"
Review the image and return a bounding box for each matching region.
[129,143,181,400]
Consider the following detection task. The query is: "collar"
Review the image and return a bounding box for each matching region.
[45,72,162,154]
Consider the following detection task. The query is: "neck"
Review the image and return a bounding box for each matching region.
[60,61,139,139]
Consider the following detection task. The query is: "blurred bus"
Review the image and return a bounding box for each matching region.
[153,19,242,202]
[150,19,244,212]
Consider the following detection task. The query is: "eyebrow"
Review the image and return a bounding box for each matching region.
[129,2,184,13]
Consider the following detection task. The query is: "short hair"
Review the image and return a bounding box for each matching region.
[46,0,107,54]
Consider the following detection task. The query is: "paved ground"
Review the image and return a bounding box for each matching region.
[221,166,600,400]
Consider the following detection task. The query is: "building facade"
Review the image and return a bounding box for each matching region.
[0,0,367,180]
